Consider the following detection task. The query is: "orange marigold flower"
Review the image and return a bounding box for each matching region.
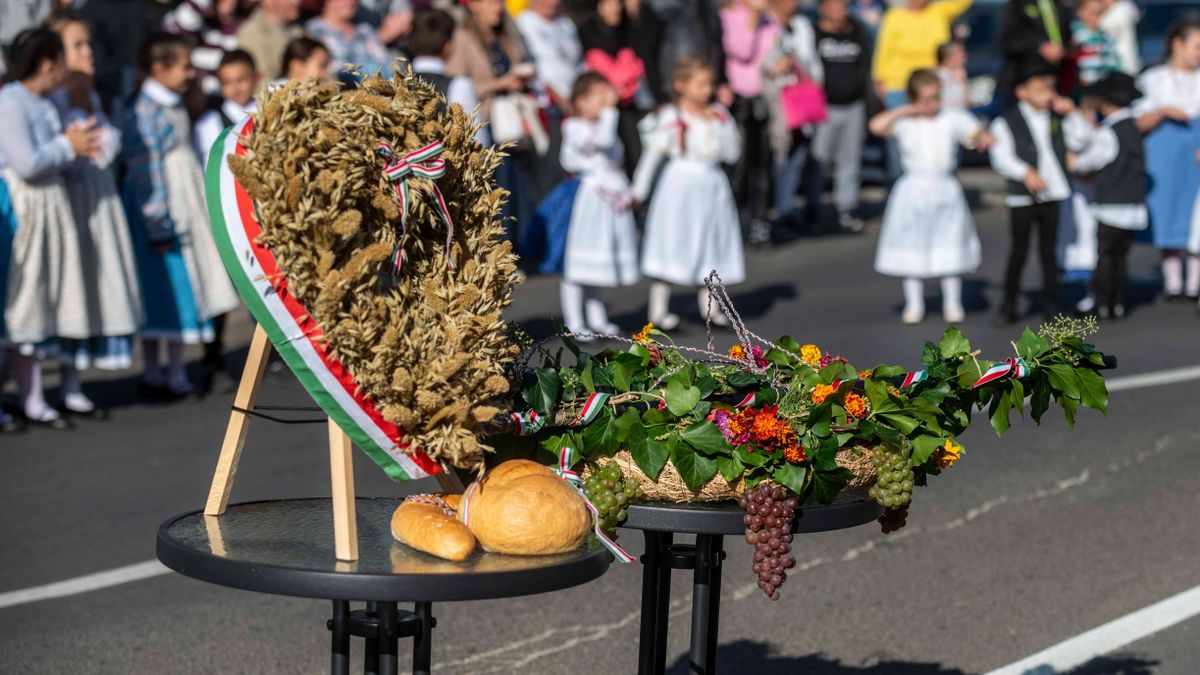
[936,440,963,468]
[750,408,794,447]
[811,383,836,404]
[844,393,869,419]
[783,443,807,464]
[888,385,901,397]
[728,344,746,360]
[800,343,822,366]
[633,323,654,344]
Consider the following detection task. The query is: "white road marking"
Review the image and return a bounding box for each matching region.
[985,584,1200,675]
[1105,364,1200,392]
[0,560,168,610]
[0,364,1197,617]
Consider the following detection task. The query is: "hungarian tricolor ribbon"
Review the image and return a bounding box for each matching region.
[567,392,611,427]
[735,392,756,408]
[509,409,544,436]
[377,140,456,273]
[972,357,1031,388]
[899,370,928,388]
[556,446,635,563]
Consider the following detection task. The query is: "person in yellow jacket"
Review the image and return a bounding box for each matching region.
[873,0,973,109]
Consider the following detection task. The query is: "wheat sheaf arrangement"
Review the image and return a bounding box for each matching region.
[228,70,521,471]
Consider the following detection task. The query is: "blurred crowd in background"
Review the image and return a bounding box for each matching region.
[0,0,1198,433]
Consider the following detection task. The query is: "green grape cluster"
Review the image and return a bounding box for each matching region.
[869,444,914,511]
[583,462,640,537]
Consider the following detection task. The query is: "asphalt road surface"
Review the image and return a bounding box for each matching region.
[2,172,1198,674]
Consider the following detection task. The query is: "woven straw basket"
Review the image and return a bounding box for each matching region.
[595,445,880,503]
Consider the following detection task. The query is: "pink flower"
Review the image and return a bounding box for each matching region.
[751,345,769,368]
[818,353,848,369]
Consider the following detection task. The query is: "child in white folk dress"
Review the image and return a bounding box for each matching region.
[559,71,640,339]
[48,12,144,413]
[869,69,993,325]
[0,28,104,427]
[632,56,745,330]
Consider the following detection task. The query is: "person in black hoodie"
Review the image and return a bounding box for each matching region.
[1073,72,1146,320]
[988,60,1092,322]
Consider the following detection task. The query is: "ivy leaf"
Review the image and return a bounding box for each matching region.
[627,342,650,367]
[1046,365,1081,400]
[665,380,702,416]
[805,467,854,505]
[670,442,718,492]
[523,368,561,416]
[581,408,620,454]
[696,375,720,398]
[682,420,731,456]
[716,455,744,482]
[939,327,972,358]
[614,408,641,442]
[735,446,769,467]
[1009,379,1025,419]
[956,358,982,389]
[772,463,808,494]
[776,336,803,353]
[865,379,899,413]
[911,435,944,466]
[988,389,1013,436]
[1076,369,1108,414]
[1030,379,1052,423]
[874,423,902,446]
[629,430,670,481]
[921,342,942,369]
[878,412,920,435]
[1060,392,1078,427]
[725,370,761,389]
[813,437,839,471]
[1015,327,1050,361]
[612,362,632,392]
[872,365,907,378]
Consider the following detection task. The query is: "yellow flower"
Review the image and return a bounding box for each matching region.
[857,369,872,380]
[800,344,822,366]
[633,323,654,344]
[936,439,963,468]
[844,393,868,419]
[811,383,836,404]
[728,344,746,360]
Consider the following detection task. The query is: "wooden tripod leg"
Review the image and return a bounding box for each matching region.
[328,420,359,561]
[205,325,273,516]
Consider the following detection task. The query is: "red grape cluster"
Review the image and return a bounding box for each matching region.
[738,482,799,600]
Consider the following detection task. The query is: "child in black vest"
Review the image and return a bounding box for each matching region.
[988,60,1092,324]
[1073,73,1147,319]
[193,50,257,165]
[409,9,485,143]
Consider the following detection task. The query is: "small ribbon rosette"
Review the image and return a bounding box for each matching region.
[376,140,457,274]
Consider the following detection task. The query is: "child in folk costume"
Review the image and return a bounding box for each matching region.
[989,60,1093,323]
[1134,20,1200,303]
[122,33,240,398]
[869,69,993,325]
[1074,73,1147,319]
[48,12,144,390]
[632,57,744,330]
[0,29,106,428]
[559,72,640,338]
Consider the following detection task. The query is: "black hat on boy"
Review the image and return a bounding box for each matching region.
[1014,58,1060,86]
[1085,72,1142,108]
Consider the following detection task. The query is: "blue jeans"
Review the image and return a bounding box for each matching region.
[772,143,810,221]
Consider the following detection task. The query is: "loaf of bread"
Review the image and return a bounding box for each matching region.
[462,460,591,555]
[391,498,477,562]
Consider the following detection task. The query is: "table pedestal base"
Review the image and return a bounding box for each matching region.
[637,531,727,675]
[328,600,435,675]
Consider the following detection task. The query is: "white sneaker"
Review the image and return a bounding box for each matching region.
[1076,294,1096,313]
[587,322,620,337]
[901,308,925,325]
[565,324,594,342]
[943,306,965,323]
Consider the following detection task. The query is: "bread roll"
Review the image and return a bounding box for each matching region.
[391,499,477,562]
[465,470,590,555]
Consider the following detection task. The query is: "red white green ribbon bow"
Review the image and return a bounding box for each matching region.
[377,140,456,273]
[972,357,1031,388]
[557,447,635,564]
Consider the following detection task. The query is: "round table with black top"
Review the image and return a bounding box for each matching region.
[621,498,883,675]
[156,497,610,675]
